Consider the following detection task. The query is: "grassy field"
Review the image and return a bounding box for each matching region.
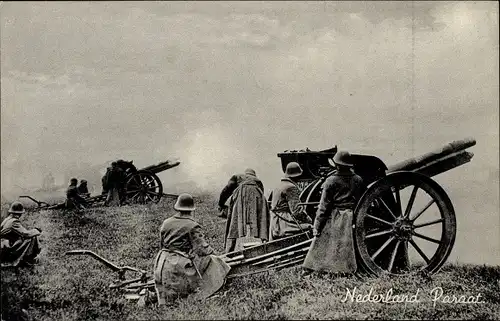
[1,193,499,320]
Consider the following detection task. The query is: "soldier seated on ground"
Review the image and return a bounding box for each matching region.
[154,194,231,306]
[77,179,90,198]
[1,202,42,268]
[66,178,87,210]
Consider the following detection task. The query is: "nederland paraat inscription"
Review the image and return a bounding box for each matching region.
[341,287,485,307]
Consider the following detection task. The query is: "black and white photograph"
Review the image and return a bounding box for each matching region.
[1,1,499,320]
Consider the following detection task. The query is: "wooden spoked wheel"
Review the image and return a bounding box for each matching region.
[354,171,456,276]
[125,170,163,204]
[298,178,325,221]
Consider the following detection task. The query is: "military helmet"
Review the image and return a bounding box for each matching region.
[174,193,196,212]
[244,168,256,176]
[332,150,354,167]
[8,201,25,215]
[284,162,303,178]
[80,179,87,184]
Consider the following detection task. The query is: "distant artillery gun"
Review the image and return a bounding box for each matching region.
[223,138,476,278]
[92,159,181,205]
[20,159,181,209]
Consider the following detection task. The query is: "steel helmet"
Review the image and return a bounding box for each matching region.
[244,168,256,176]
[174,193,196,212]
[332,150,354,167]
[8,201,25,215]
[284,162,303,178]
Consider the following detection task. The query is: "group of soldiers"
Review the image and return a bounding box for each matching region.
[153,150,365,306]
[215,151,364,274]
[0,160,131,269]
[65,159,134,210]
[65,178,90,210]
[1,150,366,306]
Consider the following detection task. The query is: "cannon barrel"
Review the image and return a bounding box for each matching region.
[387,138,476,177]
[139,160,180,174]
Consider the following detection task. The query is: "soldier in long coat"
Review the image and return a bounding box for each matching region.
[218,171,262,218]
[104,162,126,206]
[1,202,42,268]
[154,194,231,306]
[224,169,270,253]
[269,162,313,240]
[303,151,364,275]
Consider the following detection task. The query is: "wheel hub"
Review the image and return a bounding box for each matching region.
[393,219,413,240]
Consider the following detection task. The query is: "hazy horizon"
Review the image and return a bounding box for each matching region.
[1,1,498,265]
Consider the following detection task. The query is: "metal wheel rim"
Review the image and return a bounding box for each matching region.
[354,171,456,276]
[125,171,163,204]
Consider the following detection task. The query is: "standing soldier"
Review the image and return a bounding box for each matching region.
[1,202,42,267]
[224,169,270,253]
[303,151,364,276]
[217,173,249,218]
[269,162,313,240]
[153,193,230,306]
[104,162,126,206]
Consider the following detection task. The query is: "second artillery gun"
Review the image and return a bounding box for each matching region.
[21,159,181,209]
[90,159,181,206]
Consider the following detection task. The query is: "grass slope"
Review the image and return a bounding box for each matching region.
[1,193,499,320]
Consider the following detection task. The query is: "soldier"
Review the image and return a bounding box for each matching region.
[1,202,42,268]
[104,162,126,206]
[101,165,111,195]
[66,178,87,210]
[224,168,270,253]
[303,151,364,276]
[77,179,90,198]
[218,173,245,218]
[218,170,259,208]
[153,194,230,306]
[269,162,313,240]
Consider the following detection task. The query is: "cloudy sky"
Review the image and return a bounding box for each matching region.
[1,2,498,263]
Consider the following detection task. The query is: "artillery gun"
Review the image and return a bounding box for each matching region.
[224,138,476,278]
[20,159,181,209]
[90,159,181,205]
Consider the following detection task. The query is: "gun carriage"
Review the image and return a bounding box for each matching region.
[223,138,476,278]
[21,159,180,209]
[90,159,180,205]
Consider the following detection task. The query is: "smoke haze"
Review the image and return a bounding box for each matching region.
[1,2,498,264]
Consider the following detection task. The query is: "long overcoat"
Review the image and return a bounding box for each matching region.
[154,214,230,305]
[225,176,270,244]
[303,171,364,273]
[0,215,41,267]
[269,178,312,240]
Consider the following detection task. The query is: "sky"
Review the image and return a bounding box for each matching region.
[1,1,498,264]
